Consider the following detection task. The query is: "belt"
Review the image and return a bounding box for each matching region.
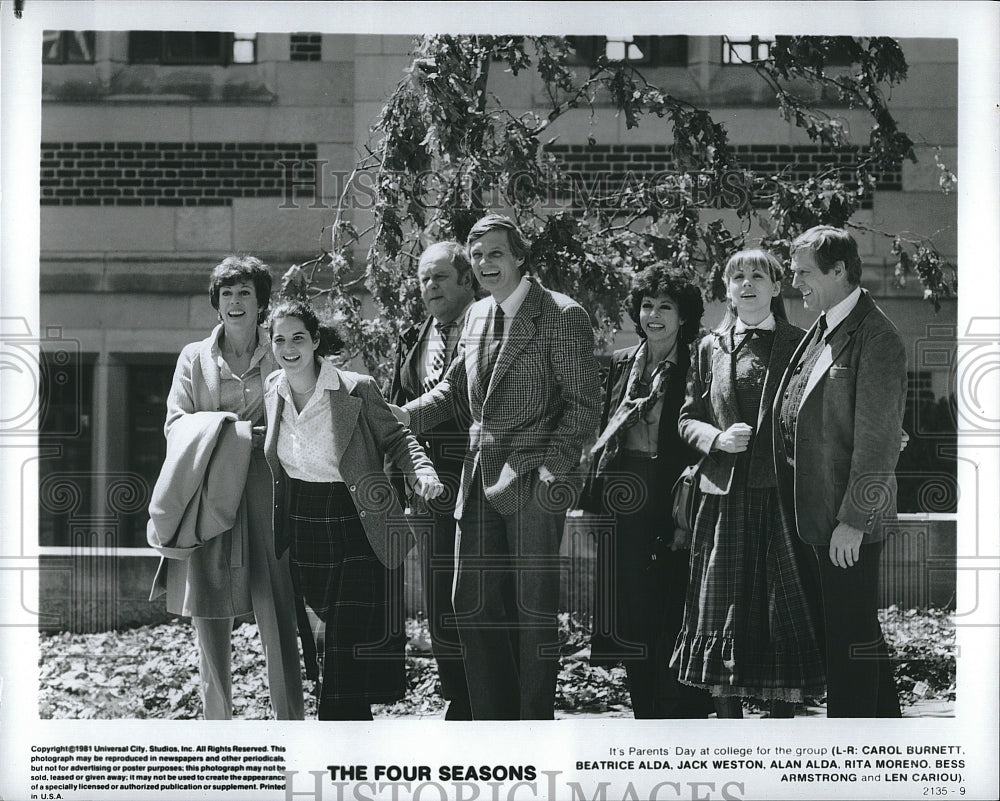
[620,448,658,459]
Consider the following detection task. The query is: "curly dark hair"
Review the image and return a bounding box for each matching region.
[627,265,705,346]
[208,254,273,324]
[266,298,343,358]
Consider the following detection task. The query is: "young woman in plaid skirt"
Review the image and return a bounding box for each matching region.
[671,249,826,718]
[264,300,444,720]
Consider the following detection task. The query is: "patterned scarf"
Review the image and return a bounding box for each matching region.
[591,342,674,472]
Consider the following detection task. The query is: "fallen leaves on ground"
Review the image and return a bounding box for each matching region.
[37,609,954,719]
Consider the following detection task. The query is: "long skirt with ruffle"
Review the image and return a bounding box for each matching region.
[670,456,826,702]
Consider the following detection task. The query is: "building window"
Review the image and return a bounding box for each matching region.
[42,31,96,64]
[38,352,95,547]
[124,364,175,546]
[290,33,322,61]
[128,31,257,65]
[568,36,688,67]
[721,35,773,65]
[772,35,856,67]
[605,36,645,63]
[232,32,257,64]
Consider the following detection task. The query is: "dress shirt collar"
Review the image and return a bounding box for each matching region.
[433,299,474,331]
[495,275,532,319]
[733,313,776,334]
[822,285,862,335]
[638,338,677,371]
[275,357,340,406]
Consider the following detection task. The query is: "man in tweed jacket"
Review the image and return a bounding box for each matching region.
[398,214,601,719]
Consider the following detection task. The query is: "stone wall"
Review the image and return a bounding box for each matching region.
[39,514,956,633]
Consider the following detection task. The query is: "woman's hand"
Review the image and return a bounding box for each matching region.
[413,475,445,500]
[713,422,753,453]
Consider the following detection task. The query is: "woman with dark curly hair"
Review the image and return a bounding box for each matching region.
[584,265,713,718]
[263,299,443,720]
[670,248,826,718]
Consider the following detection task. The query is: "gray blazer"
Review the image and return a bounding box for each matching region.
[264,364,438,569]
[773,290,907,545]
[405,277,601,518]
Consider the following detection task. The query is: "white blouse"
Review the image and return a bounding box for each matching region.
[275,359,344,483]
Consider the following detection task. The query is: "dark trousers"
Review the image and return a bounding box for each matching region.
[622,543,708,719]
[605,455,711,719]
[411,509,472,718]
[454,475,563,720]
[802,540,901,718]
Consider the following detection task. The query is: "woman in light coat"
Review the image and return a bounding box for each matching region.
[153,254,304,719]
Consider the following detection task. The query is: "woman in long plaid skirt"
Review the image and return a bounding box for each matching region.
[263,299,444,720]
[671,249,826,718]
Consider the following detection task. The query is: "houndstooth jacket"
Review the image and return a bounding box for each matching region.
[405,276,601,519]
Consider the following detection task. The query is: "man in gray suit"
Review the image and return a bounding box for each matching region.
[396,214,601,719]
[774,225,905,717]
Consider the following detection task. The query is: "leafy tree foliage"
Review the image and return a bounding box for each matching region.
[282,35,956,382]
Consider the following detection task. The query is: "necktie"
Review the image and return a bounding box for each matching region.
[422,321,455,393]
[480,305,505,383]
[791,312,829,376]
[733,326,773,356]
[813,312,828,346]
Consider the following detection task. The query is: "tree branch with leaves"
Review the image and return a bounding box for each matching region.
[280,34,956,383]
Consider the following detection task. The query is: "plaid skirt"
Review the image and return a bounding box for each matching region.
[287,479,406,705]
[670,454,826,701]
